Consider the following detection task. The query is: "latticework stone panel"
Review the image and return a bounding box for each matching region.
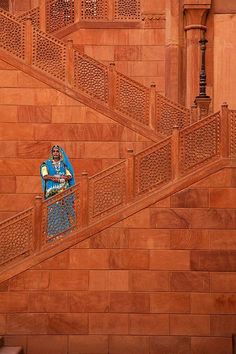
[89,162,126,220]
[0,10,25,59]
[81,0,108,20]
[230,110,236,157]
[135,138,172,195]
[0,0,9,11]
[46,0,75,33]
[114,0,140,20]
[116,73,150,125]
[156,94,191,136]
[0,209,33,266]
[18,7,40,28]
[32,28,66,81]
[74,51,109,102]
[180,112,221,174]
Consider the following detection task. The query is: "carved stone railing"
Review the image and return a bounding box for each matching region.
[134,137,172,195]
[88,161,127,222]
[179,111,221,175]
[0,9,190,138]
[156,93,191,136]
[0,208,34,266]
[0,0,9,11]
[17,0,141,33]
[0,104,233,269]
[18,6,40,28]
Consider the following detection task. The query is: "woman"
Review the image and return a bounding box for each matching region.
[40,145,76,238]
[40,145,75,199]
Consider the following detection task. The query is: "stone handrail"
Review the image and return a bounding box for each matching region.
[0,104,232,268]
[0,8,190,140]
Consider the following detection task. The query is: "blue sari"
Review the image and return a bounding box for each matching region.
[40,146,76,238]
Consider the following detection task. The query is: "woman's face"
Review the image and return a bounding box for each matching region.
[52,147,60,160]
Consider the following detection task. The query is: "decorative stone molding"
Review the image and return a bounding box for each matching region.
[184,6,211,31]
[141,13,166,28]
[195,96,211,118]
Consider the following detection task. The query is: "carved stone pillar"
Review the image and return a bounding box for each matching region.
[165,0,181,103]
[9,0,16,13]
[183,1,211,107]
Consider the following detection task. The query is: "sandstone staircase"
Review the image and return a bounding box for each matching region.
[0,337,23,354]
[0,6,195,279]
[0,100,235,283]
[0,7,190,143]
[1,5,236,354]
[0,6,236,283]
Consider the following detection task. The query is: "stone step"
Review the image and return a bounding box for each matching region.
[0,347,23,354]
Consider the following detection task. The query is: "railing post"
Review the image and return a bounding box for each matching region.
[80,171,89,227]
[25,18,33,65]
[9,0,16,14]
[190,103,198,124]
[108,62,116,109]
[220,102,230,158]
[34,195,43,252]
[108,0,114,21]
[149,82,156,130]
[66,39,74,87]
[39,0,47,32]
[171,125,180,180]
[126,149,135,202]
[74,0,81,22]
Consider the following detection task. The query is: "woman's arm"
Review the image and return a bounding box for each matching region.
[41,163,60,182]
[43,175,61,182]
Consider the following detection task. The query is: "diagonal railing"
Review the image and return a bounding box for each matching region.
[0,8,190,139]
[0,103,233,268]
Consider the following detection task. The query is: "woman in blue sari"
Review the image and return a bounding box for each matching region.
[40,145,76,238]
[41,145,75,198]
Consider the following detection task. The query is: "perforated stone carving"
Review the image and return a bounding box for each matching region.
[81,0,108,20]
[89,162,126,219]
[0,209,33,266]
[135,139,172,195]
[18,7,40,29]
[32,28,66,81]
[0,10,25,59]
[230,110,236,157]
[180,112,220,174]
[116,73,150,125]
[156,93,191,136]
[114,0,140,20]
[0,0,9,11]
[74,50,109,102]
[46,0,75,33]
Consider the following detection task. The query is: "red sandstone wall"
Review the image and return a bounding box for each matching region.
[0,167,235,354]
[0,59,152,221]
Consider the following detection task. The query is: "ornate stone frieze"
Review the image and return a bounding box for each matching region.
[141,13,166,28]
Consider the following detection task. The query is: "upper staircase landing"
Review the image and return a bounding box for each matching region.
[16,0,164,34]
[0,8,190,143]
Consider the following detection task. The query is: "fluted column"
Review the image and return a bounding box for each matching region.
[183,1,211,107]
